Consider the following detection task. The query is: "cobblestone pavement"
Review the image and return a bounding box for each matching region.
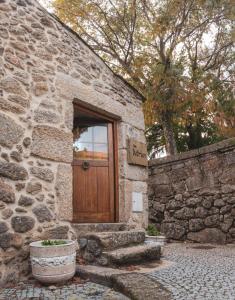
[1,244,234,300]
[150,243,235,300]
[0,282,129,300]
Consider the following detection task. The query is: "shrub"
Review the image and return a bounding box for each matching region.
[146,224,160,236]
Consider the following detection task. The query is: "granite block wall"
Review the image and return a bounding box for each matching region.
[149,138,235,244]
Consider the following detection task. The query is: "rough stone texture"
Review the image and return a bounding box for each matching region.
[161,223,185,240]
[149,138,235,243]
[187,228,226,244]
[55,164,73,221]
[31,125,73,163]
[1,208,14,220]
[0,232,23,251]
[78,230,150,265]
[0,161,28,180]
[81,230,145,251]
[34,109,60,124]
[11,216,35,233]
[112,273,172,300]
[32,204,53,223]
[0,222,9,234]
[0,0,147,285]
[73,223,129,238]
[30,166,54,182]
[77,264,173,299]
[18,195,34,207]
[102,243,161,265]
[0,113,24,148]
[10,151,22,162]
[26,181,42,195]
[0,180,15,203]
[23,137,31,148]
[42,225,70,240]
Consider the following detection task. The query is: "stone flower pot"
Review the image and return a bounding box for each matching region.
[145,235,167,246]
[30,240,77,284]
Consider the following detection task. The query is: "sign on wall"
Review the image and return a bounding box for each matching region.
[127,139,148,167]
[132,192,143,212]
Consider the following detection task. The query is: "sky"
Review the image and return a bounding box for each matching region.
[38,0,46,6]
[38,0,52,11]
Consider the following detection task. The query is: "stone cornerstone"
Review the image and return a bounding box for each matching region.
[0,0,148,284]
[149,138,235,244]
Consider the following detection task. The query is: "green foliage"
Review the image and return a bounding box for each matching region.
[146,224,160,236]
[50,0,235,155]
[145,124,164,158]
[175,120,224,153]
[147,118,225,156]
[41,240,67,246]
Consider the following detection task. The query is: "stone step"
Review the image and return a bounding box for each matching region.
[79,230,146,251]
[101,243,161,265]
[72,223,129,238]
[76,265,172,300]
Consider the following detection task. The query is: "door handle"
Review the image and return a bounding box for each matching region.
[82,161,90,170]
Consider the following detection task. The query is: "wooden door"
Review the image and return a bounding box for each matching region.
[73,119,115,223]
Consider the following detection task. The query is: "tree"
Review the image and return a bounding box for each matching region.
[50,0,234,156]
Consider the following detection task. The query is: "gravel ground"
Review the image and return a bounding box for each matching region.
[150,243,235,300]
[0,282,129,300]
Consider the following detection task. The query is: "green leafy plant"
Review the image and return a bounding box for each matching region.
[41,240,67,246]
[146,224,160,236]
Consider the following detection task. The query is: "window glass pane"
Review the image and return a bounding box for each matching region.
[93,143,108,160]
[75,126,93,143]
[73,123,109,161]
[73,142,94,160]
[94,125,107,143]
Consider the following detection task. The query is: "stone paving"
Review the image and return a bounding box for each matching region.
[1,243,235,300]
[150,243,235,300]
[0,282,129,300]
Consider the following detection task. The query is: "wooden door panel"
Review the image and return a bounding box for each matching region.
[73,165,111,221]
[74,212,111,223]
[85,167,97,212]
[73,166,97,213]
[97,167,110,213]
[72,112,116,223]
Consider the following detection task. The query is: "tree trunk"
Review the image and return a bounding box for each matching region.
[186,121,203,150]
[162,113,177,156]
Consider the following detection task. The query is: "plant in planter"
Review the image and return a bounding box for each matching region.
[41,240,68,246]
[146,224,166,245]
[30,239,77,284]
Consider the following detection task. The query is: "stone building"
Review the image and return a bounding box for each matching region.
[0,0,148,284]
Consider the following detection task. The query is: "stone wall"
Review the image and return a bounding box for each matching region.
[0,0,148,284]
[149,138,235,244]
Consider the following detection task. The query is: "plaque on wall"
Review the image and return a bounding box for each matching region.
[132,192,143,212]
[127,139,148,167]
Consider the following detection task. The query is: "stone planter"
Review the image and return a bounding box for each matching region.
[30,240,77,284]
[145,235,167,245]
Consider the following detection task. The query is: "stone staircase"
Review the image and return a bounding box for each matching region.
[73,223,161,267]
[72,222,128,238]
